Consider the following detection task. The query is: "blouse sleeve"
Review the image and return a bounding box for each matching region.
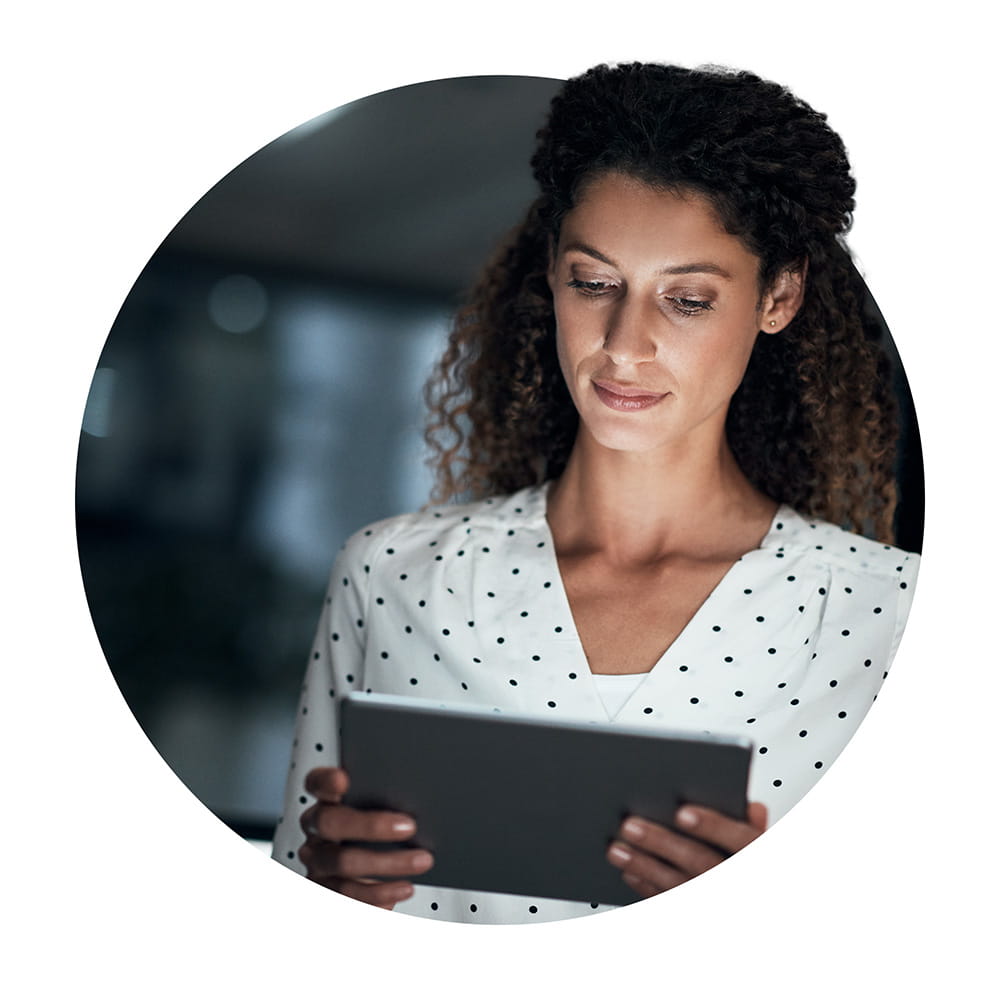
[888,550,920,666]
[269,526,375,874]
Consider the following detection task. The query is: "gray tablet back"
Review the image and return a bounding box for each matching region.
[340,693,752,907]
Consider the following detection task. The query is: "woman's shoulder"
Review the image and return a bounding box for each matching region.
[764,504,920,581]
[335,484,548,567]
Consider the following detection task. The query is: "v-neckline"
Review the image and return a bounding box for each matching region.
[522,484,791,718]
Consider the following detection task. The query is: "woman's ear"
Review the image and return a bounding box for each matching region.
[760,259,807,334]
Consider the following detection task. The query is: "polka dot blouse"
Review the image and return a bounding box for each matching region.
[272,484,919,923]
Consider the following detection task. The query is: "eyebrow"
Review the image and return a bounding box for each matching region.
[562,241,733,279]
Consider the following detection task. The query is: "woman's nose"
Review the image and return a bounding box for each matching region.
[602,296,658,365]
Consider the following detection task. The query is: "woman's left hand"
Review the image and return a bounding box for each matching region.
[606,801,768,897]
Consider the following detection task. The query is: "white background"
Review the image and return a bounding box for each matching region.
[4,3,996,997]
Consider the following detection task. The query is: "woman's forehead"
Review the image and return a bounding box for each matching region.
[556,173,759,276]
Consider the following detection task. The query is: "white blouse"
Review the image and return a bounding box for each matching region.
[272,484,918,923]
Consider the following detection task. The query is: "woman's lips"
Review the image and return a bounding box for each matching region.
[592,379,669,411]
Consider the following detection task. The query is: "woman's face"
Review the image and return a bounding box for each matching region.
[547,172,799,461]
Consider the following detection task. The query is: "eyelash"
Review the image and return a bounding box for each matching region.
[565,279,713,316]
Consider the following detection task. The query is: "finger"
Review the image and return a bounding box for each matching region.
[621,870,669,900]
[617,812,729,871]
[747,801,769,832]
[330,844,435,881]
[300,840,433,881]
[301,802,417,842]
[672,802,768,854]
[308,874,416,910]
[607,840,693,893]
[304,766,350,802]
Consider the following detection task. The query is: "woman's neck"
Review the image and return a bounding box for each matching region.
[546,430,777,565]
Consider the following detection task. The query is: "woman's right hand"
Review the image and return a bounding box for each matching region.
[298,766,434,910]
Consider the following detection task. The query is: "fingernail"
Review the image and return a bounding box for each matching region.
[392,818,416,835]
[608,843,632,864]
[390,884,414,901]
[411,850,433,871]
[622,819,644,840]
[676,806,698,829]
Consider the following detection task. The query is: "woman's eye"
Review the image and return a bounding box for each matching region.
[669,297,713,316]
[566,279,612,296]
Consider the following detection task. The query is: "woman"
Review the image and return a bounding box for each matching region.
[271,63,919,923]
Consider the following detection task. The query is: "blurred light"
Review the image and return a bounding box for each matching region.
[273,106,347,145]
[208,274,269,333]
[81,367,117,437]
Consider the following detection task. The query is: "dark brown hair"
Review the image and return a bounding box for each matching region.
[425,63,898,542]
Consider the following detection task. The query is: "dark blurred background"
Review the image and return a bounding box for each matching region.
[75,75,923,849]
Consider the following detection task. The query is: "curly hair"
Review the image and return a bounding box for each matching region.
[425,63,900,543]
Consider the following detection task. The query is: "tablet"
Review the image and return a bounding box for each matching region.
[339,692,753,907]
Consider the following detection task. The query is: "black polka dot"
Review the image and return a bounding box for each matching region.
[814,761,824,769]
[690,697,699,704]
[772,779,782,787]
[799,730,808,737]
[410,678,418,685]
[547,701,557,708]
[509,679,518,686]
[758,746,768,754]
[679,665,688,672]
[430,902,439,911]
[838,710,847,718]
[529,905,538,913]
[643,707,653,714]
